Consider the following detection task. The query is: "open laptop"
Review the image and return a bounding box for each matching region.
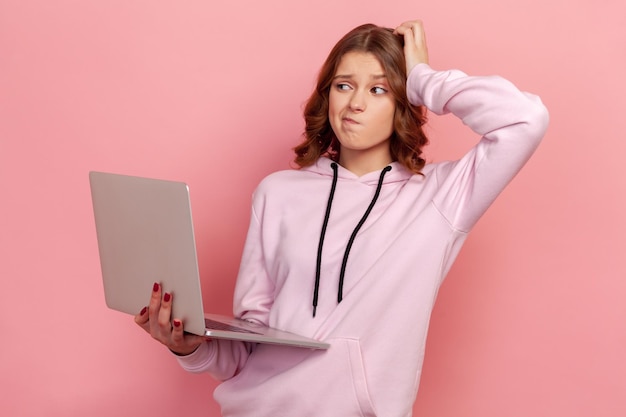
[89,171,329,350]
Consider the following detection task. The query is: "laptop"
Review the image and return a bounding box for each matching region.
[89,171,329,350]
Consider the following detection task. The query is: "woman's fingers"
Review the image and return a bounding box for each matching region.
[134,305,149,331]
[145,282,174,341]
[410,21,428,63]
[394,19,429,73]
[148,282,163,336]
[172,319,185,343]
[157,291,174,333]
[170,319,205,355]
[133,282,205,355]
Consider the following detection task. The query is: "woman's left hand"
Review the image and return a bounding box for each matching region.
[393,20,429,75]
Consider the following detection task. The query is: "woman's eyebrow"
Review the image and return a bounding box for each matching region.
[332,73,388,80]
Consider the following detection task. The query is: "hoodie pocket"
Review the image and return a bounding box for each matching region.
[340,338,377,417]
[215,338,378,417]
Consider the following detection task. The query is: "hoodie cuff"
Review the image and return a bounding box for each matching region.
[173,340,214,372]
[406,63,434,106]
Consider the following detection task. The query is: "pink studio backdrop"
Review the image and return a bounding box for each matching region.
[1,0,624,416]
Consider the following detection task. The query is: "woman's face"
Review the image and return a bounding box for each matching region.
[328,51,396,170]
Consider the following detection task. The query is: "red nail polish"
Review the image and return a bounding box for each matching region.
[163,292,171,302]
[140,306,147,315]
[153,282,159,292]
[173,319,181,328]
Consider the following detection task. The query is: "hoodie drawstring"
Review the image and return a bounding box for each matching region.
[313,162,338,318]
[313,163,392,317]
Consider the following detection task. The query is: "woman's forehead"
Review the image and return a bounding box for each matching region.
[334,51,385,76]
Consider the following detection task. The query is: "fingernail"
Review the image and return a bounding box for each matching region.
[173,319,181,328]
[163,292,171,302]
[140,306,147,315]
[153,282,159,292]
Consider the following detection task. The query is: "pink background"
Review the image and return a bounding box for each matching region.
[1,0,624,416]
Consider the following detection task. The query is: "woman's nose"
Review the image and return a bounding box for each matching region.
[348,91,365,112]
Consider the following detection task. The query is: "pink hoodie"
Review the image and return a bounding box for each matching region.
[176,63,549,416]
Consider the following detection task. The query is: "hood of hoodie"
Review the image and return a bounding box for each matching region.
[301,156,414,186]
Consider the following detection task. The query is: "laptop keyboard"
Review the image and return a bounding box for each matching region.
[205,318,261,334]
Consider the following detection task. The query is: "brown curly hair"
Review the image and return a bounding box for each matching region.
[294,23,429,174]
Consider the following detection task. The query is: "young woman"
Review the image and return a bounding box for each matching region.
[135,20,549,417]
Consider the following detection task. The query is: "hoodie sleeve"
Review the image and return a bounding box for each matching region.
[232,188,276,324]
[174,338,254,381]
[407,63,549,231]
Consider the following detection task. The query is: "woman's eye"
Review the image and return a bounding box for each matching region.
[371,86,387,95]
[336,83,351,91]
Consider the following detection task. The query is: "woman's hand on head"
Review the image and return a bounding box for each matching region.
[134,282,205,356]
[393,20,429,75]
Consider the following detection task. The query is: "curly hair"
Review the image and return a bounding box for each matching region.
[293,23,428,174]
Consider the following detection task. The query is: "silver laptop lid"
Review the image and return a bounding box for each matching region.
[89,171,207,335]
